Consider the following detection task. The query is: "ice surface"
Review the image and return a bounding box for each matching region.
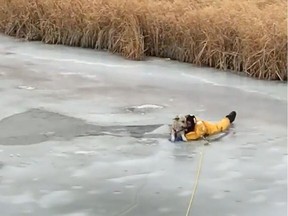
[0,34,286,216]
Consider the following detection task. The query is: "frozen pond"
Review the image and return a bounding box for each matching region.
[0,35,287,216]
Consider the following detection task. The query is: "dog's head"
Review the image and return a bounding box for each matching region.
[172,115,187,132]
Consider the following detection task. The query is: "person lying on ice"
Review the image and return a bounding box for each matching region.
[184,111,236,141]
[171,111,236,142]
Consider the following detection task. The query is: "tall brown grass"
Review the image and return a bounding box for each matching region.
[0,0,287,80]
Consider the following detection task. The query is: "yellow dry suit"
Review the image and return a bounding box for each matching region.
[185,116,232,141]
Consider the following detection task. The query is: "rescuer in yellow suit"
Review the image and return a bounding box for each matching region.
[184,111,236,141]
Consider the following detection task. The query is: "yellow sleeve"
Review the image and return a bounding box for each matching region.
[185,121,207,141]
[185,131,200,140]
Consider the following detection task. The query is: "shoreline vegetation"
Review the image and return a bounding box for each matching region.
[0,0,287,81]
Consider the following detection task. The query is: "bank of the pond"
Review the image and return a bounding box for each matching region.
[0,0,287,80]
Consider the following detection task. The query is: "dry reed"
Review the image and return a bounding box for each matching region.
[0,0,287,80]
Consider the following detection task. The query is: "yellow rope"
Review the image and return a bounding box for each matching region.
[185,144,206,216]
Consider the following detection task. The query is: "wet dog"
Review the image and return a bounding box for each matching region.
[170,115,187,142]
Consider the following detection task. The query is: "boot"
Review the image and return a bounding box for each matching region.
[226,111,237,123]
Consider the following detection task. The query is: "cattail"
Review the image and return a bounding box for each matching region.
[0,0,286,80]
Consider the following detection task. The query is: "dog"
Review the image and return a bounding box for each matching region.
[170,115,188,142]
